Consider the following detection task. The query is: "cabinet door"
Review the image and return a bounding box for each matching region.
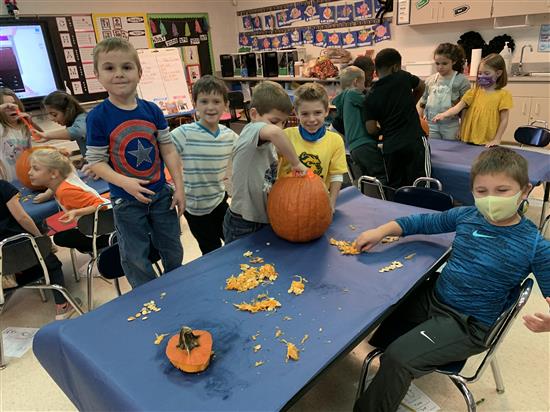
[409,0,439,25]
[492,0,549,17]
[438,0,492,22]
[502,96,531,144]
[529,97,550,125]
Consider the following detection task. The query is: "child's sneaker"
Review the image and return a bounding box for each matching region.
[55,303,76,321]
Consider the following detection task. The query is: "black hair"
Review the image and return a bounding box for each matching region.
[374,48,401,71]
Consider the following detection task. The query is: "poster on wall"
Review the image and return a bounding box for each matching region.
[539,24,550,52]
[92,13,151,49]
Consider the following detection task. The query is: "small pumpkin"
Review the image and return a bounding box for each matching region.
[166,326,213,373]
[15,146,55,191]
[267,170,332,242]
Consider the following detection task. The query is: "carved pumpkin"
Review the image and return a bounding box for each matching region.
[166,327,213,373]
[267,171,332,242]
[15,146,55,191]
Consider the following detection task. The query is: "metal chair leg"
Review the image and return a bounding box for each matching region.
[39,288,48,303]
[87,258,96,311]
[356,348,384,401]
[70,248,80,282]
[490,357,505,394]
[24,284,84,315]
[450,377,476,412]
[114,278,122,296]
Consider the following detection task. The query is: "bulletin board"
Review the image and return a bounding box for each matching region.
[147,13,214,76]
[92,13,152,49]
[136,48,194,116]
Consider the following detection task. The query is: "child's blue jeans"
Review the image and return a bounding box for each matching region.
[113,185,183,288]
[222,208,266,244]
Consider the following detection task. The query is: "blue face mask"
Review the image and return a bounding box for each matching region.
[299,124,326,142]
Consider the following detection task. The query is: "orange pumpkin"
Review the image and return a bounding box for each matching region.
[267,170,332,242]
[15,146,55,191]
[166,327,213,373]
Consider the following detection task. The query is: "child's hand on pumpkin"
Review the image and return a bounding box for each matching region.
[291,163,309,176]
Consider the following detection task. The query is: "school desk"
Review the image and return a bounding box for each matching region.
[33,188,452,412]
[430,139,550,226]
[13,176,109,224]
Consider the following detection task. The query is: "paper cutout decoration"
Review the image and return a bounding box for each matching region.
[280,32,291,48]
[327,32,341,47]
[271,35,282,49]
[356,28,373,46]
[303,28,314,44]
[150,20,157,35]
[354,1,372,19]
[184,22,191,37]
[373,22,391,42]
[242,15,253,30]
[374,0,382,14]
[318,5,335,23]
[160,22,167,36]
[239,33,251,47]
[195,19,202,34]
[337,4,354,22]
[314,30,327,47]
[252,15,262,31]
[276,9,291,27]
[251,36,259,51]
[290,29,303,46]
[287,4,304,23]
[342,31,358,48]
[172,23,178,37]
[260,37,272,51]
[304,2,319,21]
[265,15,275,30]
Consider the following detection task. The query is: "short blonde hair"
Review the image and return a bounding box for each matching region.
[339,66,365,89]
[93,37,141,73]
[250,81,293,115]
[293,83,329,111]
[30,149,73,179]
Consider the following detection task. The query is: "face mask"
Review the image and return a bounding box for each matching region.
[477,75,496,88]
[474,191,522,222]
[299,124,326,142]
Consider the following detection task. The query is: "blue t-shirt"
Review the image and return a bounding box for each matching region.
[86,98,170,200]
[396,207,550,326]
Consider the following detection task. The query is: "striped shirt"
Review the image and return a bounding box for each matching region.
[171,122,237,215]
[396,207,550,326]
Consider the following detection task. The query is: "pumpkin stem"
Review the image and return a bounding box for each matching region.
[177,326,200,355]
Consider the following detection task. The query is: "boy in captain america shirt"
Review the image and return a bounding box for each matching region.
[86,38,184,288]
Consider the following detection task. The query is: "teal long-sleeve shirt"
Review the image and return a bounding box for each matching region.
[396,207,550,326]
[332,89,378,152]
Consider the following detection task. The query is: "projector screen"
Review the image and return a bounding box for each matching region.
[0,21,62,106]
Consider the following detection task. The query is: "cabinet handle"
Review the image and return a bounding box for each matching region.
[522,102,527,115]
[535,103,540,115]
[431,8,434,19]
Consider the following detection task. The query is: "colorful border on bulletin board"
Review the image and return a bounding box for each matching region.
[146,13,215,75]
[92,13,152,49]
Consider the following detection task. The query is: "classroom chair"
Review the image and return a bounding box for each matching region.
[345,153,362,185]
[394,177,454,211]
[541,214,550,241]
[97,235,162,297]
[356,277,534,412]
[514,121,550,148]
[69,204,115,311]
[357,175,395,201]
[220,91,250,128]
[0,233,84,369]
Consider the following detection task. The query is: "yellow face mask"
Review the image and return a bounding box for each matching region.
[474,191,523,222]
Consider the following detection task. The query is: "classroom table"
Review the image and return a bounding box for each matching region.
[33,188,453,412]
[430,139,550,225]
[13,176,109,224]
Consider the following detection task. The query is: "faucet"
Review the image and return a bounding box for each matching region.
[519,44,533,75]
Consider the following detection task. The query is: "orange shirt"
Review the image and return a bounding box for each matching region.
[54,173,107,212]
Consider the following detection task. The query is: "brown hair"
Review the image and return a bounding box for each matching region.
[93,37,141,73]
[43,91,85,126]
[250,81,293,115]
[470,147,529,189]
[30,148,73,179]
[192,75,228,103]
[352,55,375,87]
[479,53,507,89]
[339,66,365,90]
[293,83,329,111]
[0,87,25,130]
[434,43,465,73]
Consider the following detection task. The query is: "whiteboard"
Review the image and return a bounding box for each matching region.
[137,48,194,115]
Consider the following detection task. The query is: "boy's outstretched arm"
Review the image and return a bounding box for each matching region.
[355,221,403,251]
[432,101,467,122]
[160,142,185,216]
[523,297,550,333]
[260,125,308,175]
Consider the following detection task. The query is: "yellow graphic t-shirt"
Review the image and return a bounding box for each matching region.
[460,87,513,145]
[278,127,347,188]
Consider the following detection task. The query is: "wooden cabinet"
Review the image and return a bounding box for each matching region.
[530,98,550,124]
[503,96,531,144]
[491,0,550,17]
[409,0,438,25]
[439,0,493,23]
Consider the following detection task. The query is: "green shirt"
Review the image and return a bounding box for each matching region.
[332,89,377,152]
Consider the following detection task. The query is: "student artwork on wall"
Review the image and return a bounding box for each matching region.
[148,13,214,76]
[92,13,151,49]
[341,31,358,49]
[354,1,372,19]
[318,5,335,24]
[264,15,274,30]
[337,4,354,22]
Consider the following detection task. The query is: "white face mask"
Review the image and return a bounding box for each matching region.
[474,191,522,222]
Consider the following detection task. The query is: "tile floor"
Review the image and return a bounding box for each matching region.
[1,187,549,411]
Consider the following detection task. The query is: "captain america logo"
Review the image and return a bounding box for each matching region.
[109,119,162,182]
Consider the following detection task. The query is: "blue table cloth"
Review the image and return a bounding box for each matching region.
[33,188,453,412]
[13,176,109,224]
[430,139,550,205]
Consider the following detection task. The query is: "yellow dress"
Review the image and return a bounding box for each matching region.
[460,87,513,145]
